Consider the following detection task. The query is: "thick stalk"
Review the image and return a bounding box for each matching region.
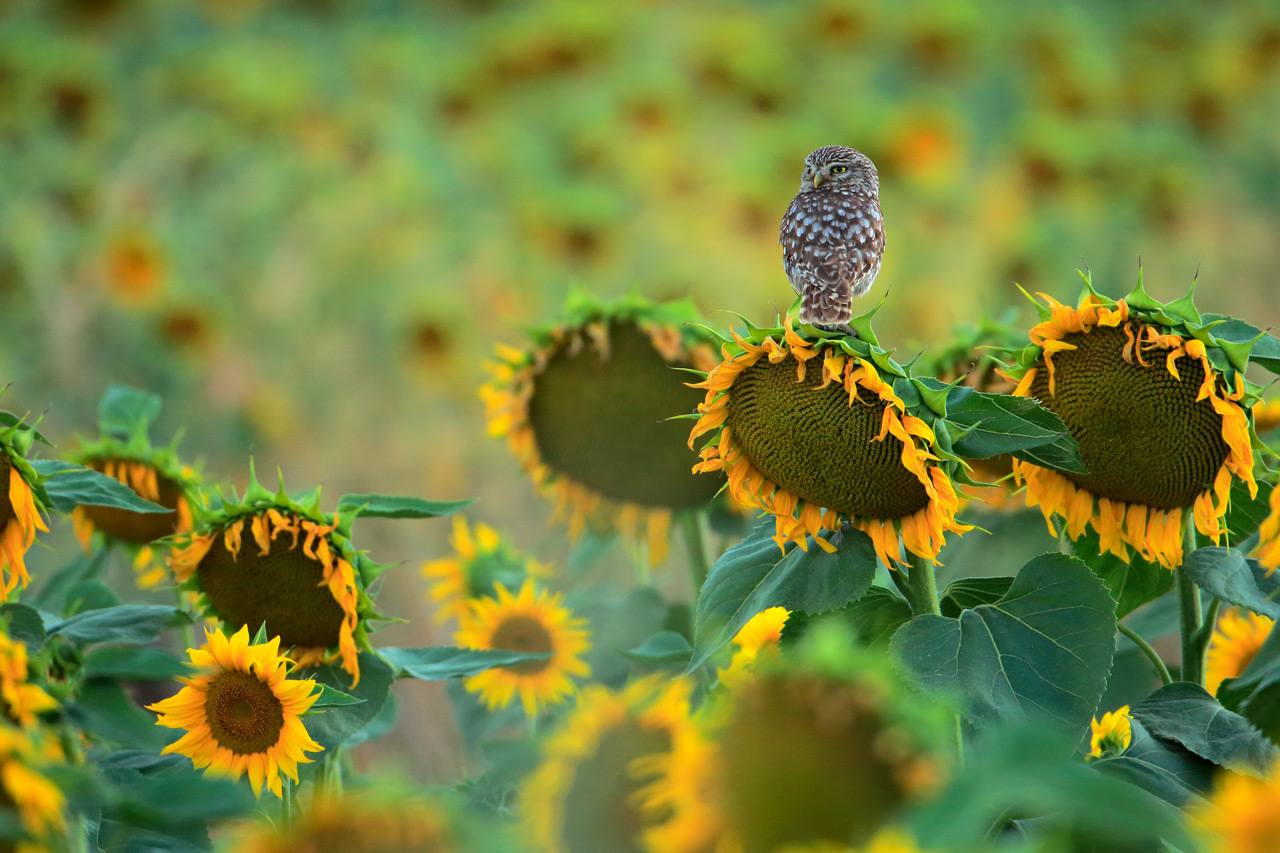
[681,511,712,594]
[1118,623,1173,686]
[281,779,295,832]
[1177,508,1203,685]
[904,553,941,617]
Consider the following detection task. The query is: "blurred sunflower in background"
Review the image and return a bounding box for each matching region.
[1255,487,1280,572]
[1007,278,1258,568]
[688,315,971,569]
[0,628,56,729]
[0,418,50,602]
[1205,608,1275,696]
[422,516,550,624]
[103,230,166,305]
[0,723,68,850]
[483,296,723,565]
[148,625,323,799]
[1192,758,1280,853]
[232,791,466,853]
[70,386,201,588]
[455,579,590,717]
[718,606,789,689]
[522,677,693,852]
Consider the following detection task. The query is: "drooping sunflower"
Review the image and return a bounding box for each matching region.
[422,516,550,624]
[0,629,56,729]
[0,419,50,602]
[718,606,789,689]
[650,625,948,853]
[232,791,461,853]
[455,579,590,716]
[0,723,68,850]
[482,296,724,564]
[1191,758,1280,853]
[522,676,695,853]
[687,313,971,568]
[1206,608,1275,696]
[168,470,379,686]
[1007,279,1260,568]
[148,625,323,799]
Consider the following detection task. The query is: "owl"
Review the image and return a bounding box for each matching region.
[779,146,885,329]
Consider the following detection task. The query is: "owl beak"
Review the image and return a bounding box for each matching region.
[811,173,825,189]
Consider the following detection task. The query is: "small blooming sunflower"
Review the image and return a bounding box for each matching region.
[148,625,323,799]
[422,516,550,624]
[1087,705,1133,760]
[1192,758,1280,853]
[0,629,56,729]
[687,313,972,569]
[455,579,590,716]
[233,792,459,853]
[522,677,694,853]
[0,723,68,850]
[482,296,723,564]
[718,606,789,688]
[1007,278,1261,568]
[1206,608,1275,696]
[168,470,379,687]
[0,420,50,602]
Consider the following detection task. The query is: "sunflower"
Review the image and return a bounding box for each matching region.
[0,723,67,850]
[687,314,971,569]
[482,296,723,564]
[1191,758,1280,853]
[1007,281,1258,568]
[0,423,50,602]
[1087,705,1132,760]
[650,626,947,853]
[168,470,378,687]
[104,231,165,303]
[522,677,694,853]
[1256,400,1280,437]
[455,579,590,716]
[233,792,458,853]
[422,516,550,624]
[0,630,56,729]
[148,625,322,799]
[718,606,789,688]
[1256,487,1280,572]
[1206,608,1275,696]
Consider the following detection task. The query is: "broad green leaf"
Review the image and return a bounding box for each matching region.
[940,577,1013,617]
[1072,530,1173,618]
[570,585,668,685]
[813,586,912,647]
[304,652,394,752]
[1226,479,1274,543]
[67,681,172,750]
[110,765,255,828]
[64,579,121,615]
[335,493,472,519]
[313,684,365,707]
[1131,682,1276,777]
[346,693,398,748]
[943,386,1086,474]
[688,523,877,674]
[47,604,189,646]
[84,647,186,681]
[936,508,1056,586]
[1183,547,1280,620]
[0,603,45,647]
[1092,719,1214,808]
[890,553,1116,733]
[1203,315,1280,375]
[32,460,169,514]
[98,384,163,440]
[625,631,693,665]
[0,412,51,446]
[380,646,550,680]
[29,550,109,612]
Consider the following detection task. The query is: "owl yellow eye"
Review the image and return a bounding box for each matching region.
[831,165,849,175]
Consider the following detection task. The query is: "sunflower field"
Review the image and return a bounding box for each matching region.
[4,0,1280,851]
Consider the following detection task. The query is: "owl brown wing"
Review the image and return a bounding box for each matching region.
[781,190,885,325]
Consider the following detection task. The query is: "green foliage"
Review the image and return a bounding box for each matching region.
[380,647,551,680]
[1130,683,1276,777]
[31,459,169,514]
[1071,530,1174,618]
[1183,547,1280,619]
[46,605,189,646]
[97,384,163,441]
[336,493,473,519]
[943,385,1086,474]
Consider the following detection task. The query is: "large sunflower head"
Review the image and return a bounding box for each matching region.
[1006,277,1263,568]
[70,394,202,589]
[522,676,695,853]
[652,624,948,853]
[454,579,590,717]
[0,417,51,602]
[0,627,57,729]
[233,791,461,853]
[0,722,68,849]
[1206,608,1275,696]
[482,295,724,564]
[168,468,378,687]
[1191,758,1280,853]
[148,625,323,799]
[688,313,972,569]
[422,516,550,624]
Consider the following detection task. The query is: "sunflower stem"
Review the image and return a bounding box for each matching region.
[1117,622,1172,686]
[281,778,295,832]
[681,512,712,595]
[904,554,941,617]
[1177,508,1203,685]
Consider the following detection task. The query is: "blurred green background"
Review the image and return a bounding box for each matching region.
[2,0,1279,779]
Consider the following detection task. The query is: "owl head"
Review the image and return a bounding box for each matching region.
[800,146,879,195]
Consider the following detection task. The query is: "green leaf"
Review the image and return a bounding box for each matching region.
[47,604,189,646]
[64,579,121,615]
[1226,479,1274,543]
[0,412,51,446]
[1071,530,1173,619]
[31,460,169,514]
[67,681,171,750]
[891,553,1116,733]
[1203,314,1280,375]
[1131,682,1277,777]
[625,631,694,665]
[29,550,109,612]
[943,386,1086,474]
[1092,718,1214,807]
[380,646,551,680]
[335,493,472,519]
[98,384,163,440]
[835,586,912,646]
[84,647,187,681]
[1183,547,1280,620]
[688,523,877,673]
[940,577,1014,617]
[312,684,366,707]
[304,652,394,752]
[110,765,255,828]
[0,603,45,647]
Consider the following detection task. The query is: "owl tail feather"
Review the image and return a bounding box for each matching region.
[799,289,852,326]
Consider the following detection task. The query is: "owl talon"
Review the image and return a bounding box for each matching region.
[816,323,857,337]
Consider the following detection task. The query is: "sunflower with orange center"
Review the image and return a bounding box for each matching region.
[0,417,50,602]
[454,579,590,716]
[1006,278,1262,568]
[687,313,972,570]
[482,296,723,565]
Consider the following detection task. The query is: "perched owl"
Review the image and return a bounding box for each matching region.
[779,146,885,329]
